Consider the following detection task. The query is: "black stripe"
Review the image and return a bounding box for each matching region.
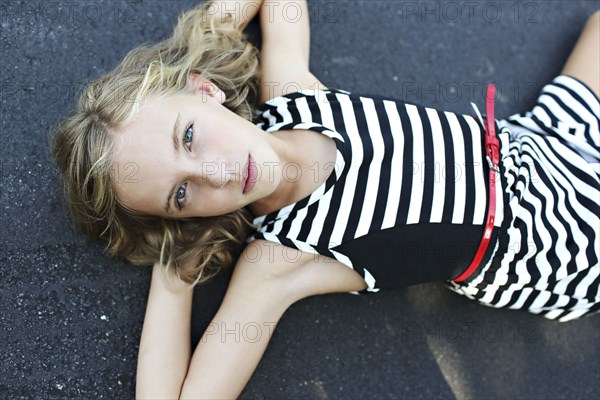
[319,92,349,248]
[370,99,394,232]
[520,288,541,312]
[543,91,591,126]
[536,102,559,128]
[547,309,568,320]
[278,236,299,251]
[531,136,600,271]
[565,267,592,302]
[586,272,600,303]
[297,199,319,242]
[522,117,600,197]
[286,99,302,124]
[438,111,456,223]
[457,114,476,225]
[553,81,600,121]
[522,135,596,276]
[418,106,435,222]
[343,96,371,242]
[306,94,324,125]
[395,103,414,226]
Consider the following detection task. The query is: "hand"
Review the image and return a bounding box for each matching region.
[207,0,264,31]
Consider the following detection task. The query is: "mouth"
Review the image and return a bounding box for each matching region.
[243,154,257,194]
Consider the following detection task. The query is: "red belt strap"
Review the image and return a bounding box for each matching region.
[452,84,500,282]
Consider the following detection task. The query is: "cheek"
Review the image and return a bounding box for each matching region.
[203,125,245,156]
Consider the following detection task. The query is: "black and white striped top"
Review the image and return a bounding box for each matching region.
[246,88,505,294]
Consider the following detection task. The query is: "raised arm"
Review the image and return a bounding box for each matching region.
[560,9,600,97]
[205,0,326,102]
[136,236,366,398]
[258,0,327,103]
[136,263,194,398]
[135,241,294,399]
[178,240,367,398]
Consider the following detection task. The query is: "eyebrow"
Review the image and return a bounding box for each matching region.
[163,112,182,215]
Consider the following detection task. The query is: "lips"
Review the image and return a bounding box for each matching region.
[243,155,257,194]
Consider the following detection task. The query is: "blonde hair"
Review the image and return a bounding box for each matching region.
[50,2,260,292]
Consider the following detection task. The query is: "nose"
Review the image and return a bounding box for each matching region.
[189,161,238,189]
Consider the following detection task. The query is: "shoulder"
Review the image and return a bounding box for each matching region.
[232,240,367,304]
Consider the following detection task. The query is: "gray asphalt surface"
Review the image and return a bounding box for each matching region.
[1,0,599,398]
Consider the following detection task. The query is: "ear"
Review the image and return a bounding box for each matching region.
[186,72,227,104]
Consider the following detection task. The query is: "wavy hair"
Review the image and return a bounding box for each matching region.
[50,2,260,292]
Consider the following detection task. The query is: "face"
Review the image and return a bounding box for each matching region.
[110,75,283,218]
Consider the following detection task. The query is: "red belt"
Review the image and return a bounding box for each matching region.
[452,84,500,282]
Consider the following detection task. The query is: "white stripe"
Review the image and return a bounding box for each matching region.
[306,184,336,245]
[426,108,445,223]
[354,97,384,237]
[445,112,466,223]
[554,75,600,119]
[381,100,404,229]
[276,99,295,124]
[543,309,564,320]
[548,293,572,310]
[545,84,600,144]
[303,94,347,247]
[265,109,278,127]
[494,131,508,227]
[573,264,600,300]
[507,114,547,136]
[520,154,571,283]
[315,90,337,132]
[329,94,362,244]
[406,104,424,224]
[536,93,582,129]
[525,132,599,205]
[492,208,538,300]
[517,168,555,289]
[558,308,590,322]
[328,249,380,293]
[551,271,579,298]
[520,138,592,274]
[295,97,313,123]
[494,288,519,308]
[286,203,308,239]
[529,289,552,311]
[466,116,486,225]
[510,287,534,310]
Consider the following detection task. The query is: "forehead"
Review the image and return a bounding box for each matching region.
[112,92,183,150]
[125,94,175,131]
[109,94,181,214]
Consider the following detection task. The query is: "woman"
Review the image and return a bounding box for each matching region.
[50,1,600,398]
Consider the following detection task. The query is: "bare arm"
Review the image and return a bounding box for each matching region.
[561,9,600,97]
[179,240,367,398]
[135,237,366,399]
[259,0,327,103]
[136,263,194,398]
[205,0,326,103]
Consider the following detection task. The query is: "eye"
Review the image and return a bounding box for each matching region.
[183,123,194,149]
[174,123,194,210]
[175,183,187,209]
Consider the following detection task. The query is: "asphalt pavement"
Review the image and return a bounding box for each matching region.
[1,0,599,398]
